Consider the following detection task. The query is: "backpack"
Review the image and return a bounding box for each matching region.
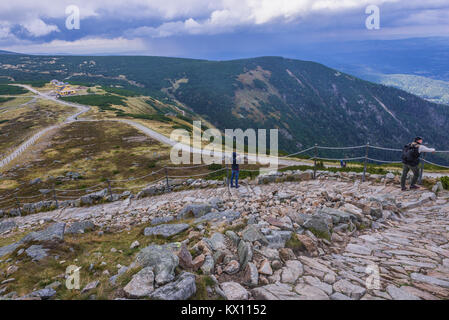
[401,143,420,166]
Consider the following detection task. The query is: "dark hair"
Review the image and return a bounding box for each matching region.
[414,136,423,143]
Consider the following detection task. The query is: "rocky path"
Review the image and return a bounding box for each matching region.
[1,176,448,300]
[300,194,449,300]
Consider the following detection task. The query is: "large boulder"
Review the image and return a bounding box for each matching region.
[303,214,331,240]
[65,221,95,234]
[124,267,155,298]
[143,224,189,238]
[237,240,253,269]
[150,272,196,300]
[195,210,241,224]
[135,245,179,285]
[0,221,16,234]
[177,203,212,220]
[265,230,292,249]
[251,283,301,300]
[220,282,249,300]
[242,225,267,243]
[25,245,49,261]
[20,223,65,243]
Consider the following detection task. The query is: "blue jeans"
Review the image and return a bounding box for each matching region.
[231,170,239,187]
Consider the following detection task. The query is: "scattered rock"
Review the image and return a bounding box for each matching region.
[150,272,196,300]
[144,224,189,238]
[124,267,155,298]
[221,282,249,300]
[135,245,179,285]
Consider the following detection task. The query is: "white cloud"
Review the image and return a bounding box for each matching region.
[22,19,59,37]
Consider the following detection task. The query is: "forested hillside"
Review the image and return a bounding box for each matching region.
[1,53,449,153]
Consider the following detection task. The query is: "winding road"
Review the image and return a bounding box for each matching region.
[0,84,447,178]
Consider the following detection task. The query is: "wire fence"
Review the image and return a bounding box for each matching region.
[1,143,449,214]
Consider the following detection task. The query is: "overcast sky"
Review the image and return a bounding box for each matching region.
[0,0,448,58]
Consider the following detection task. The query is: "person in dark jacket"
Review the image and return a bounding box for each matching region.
[401,137,435,191]
[230,152,241,188]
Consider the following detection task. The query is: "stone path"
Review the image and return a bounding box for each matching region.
[1,176,448,300]
[258,186,449,300]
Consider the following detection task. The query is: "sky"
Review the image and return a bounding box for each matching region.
[0,0,448,60]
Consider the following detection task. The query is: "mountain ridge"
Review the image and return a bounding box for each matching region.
[1,54,448,154]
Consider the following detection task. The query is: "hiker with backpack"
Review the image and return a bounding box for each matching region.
[401,137,435,191]
[229,152,241,188]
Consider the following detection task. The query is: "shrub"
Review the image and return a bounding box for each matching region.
[441,176,449,190]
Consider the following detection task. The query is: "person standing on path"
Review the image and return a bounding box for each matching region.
[230,152,241,188]
[401,136,435,191]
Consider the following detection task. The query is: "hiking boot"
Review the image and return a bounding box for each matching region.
[401,187,407,191]
[410,185,421,190]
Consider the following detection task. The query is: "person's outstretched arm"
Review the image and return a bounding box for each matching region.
[418,145,436,153]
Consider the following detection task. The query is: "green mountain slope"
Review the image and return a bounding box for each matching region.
[1,54,448,153]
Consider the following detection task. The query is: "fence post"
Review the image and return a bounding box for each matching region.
[419,153,425,185]
[52,183,59,209]
[15,196,22,216]
[226,164,230,190]
[313,144,318,180]
[106,179,113,201]
[362,142,369,182]
[164,167,170,192]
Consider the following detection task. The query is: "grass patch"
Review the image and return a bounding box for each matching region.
[61,94,127,108]
[441,176,449,190]
[0,97,14,104]
[0,85,28,95]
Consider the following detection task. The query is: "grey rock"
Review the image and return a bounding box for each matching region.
[29,178,42,185]
[177,203,212,220]
[204,232,227,251]
[109,266,128,286]
[135,245,179,285]
[0,221,16,233]
[281,260,304,284]
[333,279,366,299]
[65,221,95,234]
[319,207,358,224]
[265,230,292,249]
[25,245,49,261]
[143,224,189,238]
[195,210,241,223]
[346,244,372,255]
[410,273,449,288]
[225,230,240,246]
[151,216,174,225]
[81,280,99,294]
[303,214,332,239]
[200,255,215,275]
[242,225,267,243]
[294,283,330,300]
[243,262,259,287]
[237,240,253,269]
[0,243,20,258]
[29,288,56,300]
[124,267,155,298]
[150,272,196,300]
[20,223,65,243]
[251,283,301,300]
[220,282,249,300]
[386,285,420,300]
[330,292,352,300]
